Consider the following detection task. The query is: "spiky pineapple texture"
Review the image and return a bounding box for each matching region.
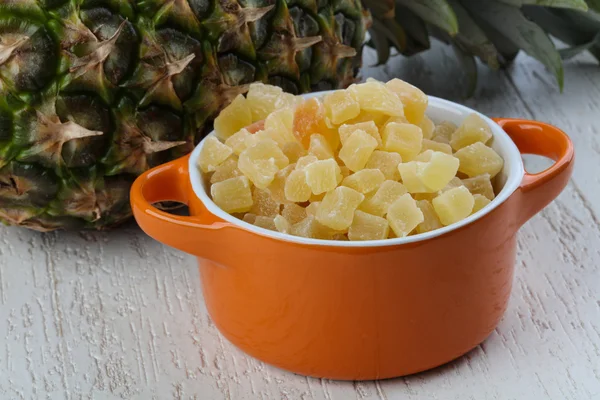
[0,0,368,231]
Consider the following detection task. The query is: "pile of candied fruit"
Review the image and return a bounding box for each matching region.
[198,78,504,241]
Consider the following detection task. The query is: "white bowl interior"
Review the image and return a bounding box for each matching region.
[188,92,525,247]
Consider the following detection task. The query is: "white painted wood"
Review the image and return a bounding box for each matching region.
[1,43,599,400]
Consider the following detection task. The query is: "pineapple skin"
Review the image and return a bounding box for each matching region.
[0,0,367,231]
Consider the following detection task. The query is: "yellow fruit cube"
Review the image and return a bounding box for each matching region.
[309,133,335,160]
[382,122,422,161]
[238,139,289,189]
[285,170,312,202]
[432,135,450,145]
[413,150,434,162]
[247,83,293,121]
[432,186,474,226]
[304,159,342,194]
[199,136,233,173]
[385,78,428,124]
[433,121,457,140]
[253,215,277,230]
[210,156,242,184]
[450,114,493,150]
[348,81,405,117]
[293,97,338,149]
[386,194,424,237]
[418,115,435,139]
[214,94,252,140]
[358,180,407,217]
[268,165,294,204]
[472,194,491,214]
[242,213,256,224]
[265,107,296,143]
[443,177,464,191]
[341,169,385,194]
[365,151,401,181]
[344,110,390,128]
[282,203,307,225]
[397,162,429,193]
[249,188,280,217]
[338,121,382,148]
[324,90,361,124]
[417,151,460,191]
[211,176,253,213]
[348,210,389,241]
[295,154,319,170]
[305,201,320,216]
[291,216,339,239]
[416,200,443,234]
[461,174,495,200]
[316,186,365,230]
[274,215,291,234]
[338,129,378,172]
[282,141,307,163]
[421,138,452,154]
[225,128,252,155]
[455,142,504,178]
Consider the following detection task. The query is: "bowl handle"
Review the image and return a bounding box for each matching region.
[130,155,242,259]
[493,118,575,226]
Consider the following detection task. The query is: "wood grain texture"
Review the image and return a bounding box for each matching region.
[1,44,599,400]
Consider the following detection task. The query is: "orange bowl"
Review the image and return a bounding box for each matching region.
[130,93,574,380]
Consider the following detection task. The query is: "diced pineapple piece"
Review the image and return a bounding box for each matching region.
[432,186,474,226]
[461,174,495,200]
[413,150,433,162]
[397,162,429,193]
[415,200,443,234]
[432,135,450,144]
[225,128,251,155]
[285,170,312,202]
[291,216,339,239]
[247,83,293,121]
[324,90,361,124]
[293,98,338,149]
[316,186,365,230]
[433,121,457,140]
[443,177,464,191]
[418,115,435,139]
[339,121,382,148]
[238,139,289,189]
[348,81,405,117]
[385,78,428,124]
[243,213,256,224]
[386,194,424,237]
[274,215,291,234]
[451,114,493,150]
[282,203,307,225]
[421,138,452,154]
[265,107,297,143]
[253,216,277,230]
[309,134,335,160]
[472,194,491,214]
[382,122,422,161]
[338,129,378,171]
[198,136,233,173]
[282,141,307,163]
[416,151,460,191]
[268,165,294,204]
[243,129,271,149]
[341,169,385,194]
[295,155,319,170]
[365,151,401,181]
[344,110,390,128]
[348,210,389,241]
[210,156,242,184]
[304,159,342,194]
[455,142,504,178]
[250,188,280,217]
[214,94,252,140]
[305,201,320,216]
[358,180,407,217]
[211,176,253,213]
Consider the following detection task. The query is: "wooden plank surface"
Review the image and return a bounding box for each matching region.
[1,44,599,400]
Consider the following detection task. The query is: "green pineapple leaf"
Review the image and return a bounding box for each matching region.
[587,0,600,12]
[397,0,459,35]
[559,31,600,58]
[495,0,588,10]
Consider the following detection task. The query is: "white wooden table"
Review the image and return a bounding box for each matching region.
[1,45,599,400]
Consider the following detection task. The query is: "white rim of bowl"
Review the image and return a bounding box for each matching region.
[188,91,525,248]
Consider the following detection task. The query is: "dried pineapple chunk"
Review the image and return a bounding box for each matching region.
[295,155,319,170]
[305,201,320,216]
[265,107,297,143]
[421,139,452,154]
[344,110,390,128]
[339,121,382,148]
[450,114,492,150]
[397,162,429,193]
[250,188,280,217]
[365,151,401,181]
[386,194,424,237]
[382,122,422,161]
[243,213,256,224]
[417,151,460,192]
[341,169,385,194]
[309,134,335,160]
[210,156,242,184]
[348,210,390,241]
[214,94,252,141]
[316,186,365,230]
[283,141,307,163]
[385,78,428,124]
[472,194,492,214]
[285,170,312,202]
[274,215,291,234]
[211,176,253,213]
[324,90,361,124]
[238,139,289,189]
[359,180,407,217]
[418,115,435,139]
[247,83,293,121]
[199,136,233,173]
[282,203,307,225]
[415,200,443,234]
[293,98,338,149]
[432,186,474,226]
[454,142,504,178]
[461,174,495,200]
[348,81,405,117]
[253,216,277,230]
[225,128,252,155]
[268,165,294,204]
[433,121,457,140]
[338,129,378,172]
[305,159,342,194]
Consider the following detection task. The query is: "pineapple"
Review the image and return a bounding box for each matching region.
[0,0,367,231]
